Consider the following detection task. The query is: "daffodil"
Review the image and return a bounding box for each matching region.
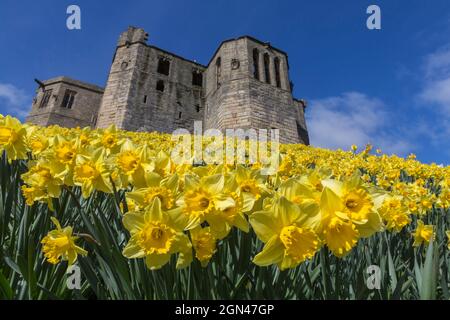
[319,187,360,257]
[321,174,382,237]
[446,230,450,250]
[73,149,112,198]
[378,195,411,232]
[127,172,178,210]
[41,217,87,265]
[94,124,122,154]
[438,188,450,209]
[122,198,192,270]
[249,197,321,270]
[176,174,234,230]
[190,226,217,267]
[21,160,64,199]
[0,115,28,161]
[412,220,434,247]
[112,140,154,188]
[25,128,49,155]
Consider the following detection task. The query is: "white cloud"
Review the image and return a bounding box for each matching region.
[307,92,413,156]
[0,83,30,118]
[420,46,450,115]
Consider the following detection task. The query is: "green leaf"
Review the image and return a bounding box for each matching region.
[420,239,438,300]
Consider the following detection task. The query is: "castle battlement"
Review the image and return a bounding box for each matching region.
[26,26,309,144]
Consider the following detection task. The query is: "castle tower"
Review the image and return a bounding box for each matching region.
[203,37,309,144]
[96,26,206,132]
[26,77,103,128]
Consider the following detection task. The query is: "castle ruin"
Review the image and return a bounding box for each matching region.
[26,26,309,144]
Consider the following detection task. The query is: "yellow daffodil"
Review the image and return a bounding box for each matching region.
[21,160,64,198]
[41,217,87,265]
[412,220,434,247]
[112,140,154,188]
[378,195,411,232]
[73,149,112,198]
[190,226,217,267]
[122,198,192,270]
[321,174,382,237]
[319,187,360,257]
[127,172,178,210]
[234,165,268,211]
[249,197,321,270]
[0,115,28,161]
[176,174,233,230]
[446,231,450,250]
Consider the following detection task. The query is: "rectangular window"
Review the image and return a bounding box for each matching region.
[156,80,165,92]
[157,58,170,75]
[192,71,203,86]
[39,89,53,108]
[61,89,77,109]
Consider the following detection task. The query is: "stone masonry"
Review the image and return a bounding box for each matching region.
[26,26,309,144]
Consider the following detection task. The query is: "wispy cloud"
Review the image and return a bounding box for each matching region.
[307,92,413,156]
[0,83,30,119]
[420,45,450,115]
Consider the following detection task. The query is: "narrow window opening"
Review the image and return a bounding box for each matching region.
[156,80,165,92]
[143,95,147,103]
[253,48,260,80]
[39,89,53,108]
[216,57,221,87]
[192,71,203,86]
[274,57,281,88]
[264,53,271,84]
[195,104,200,112]
[178,112,182,119]
[60,89,76,109]
[157,58,170,75]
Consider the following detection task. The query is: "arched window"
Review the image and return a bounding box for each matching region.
[274,57,281,88]
[252,48,260,80]
[216,57,221,87]
[263,53,271,84]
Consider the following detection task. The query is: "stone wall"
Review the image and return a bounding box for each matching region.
[96,27,205,133]
[26,77,103,128]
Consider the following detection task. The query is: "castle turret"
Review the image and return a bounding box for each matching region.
[26,77,103,128]
[96,26,205,132]
[203,36,309,144]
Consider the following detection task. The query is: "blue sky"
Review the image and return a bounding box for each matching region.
[0,0,449,165]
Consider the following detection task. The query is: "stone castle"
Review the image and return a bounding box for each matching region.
[26,26,309,144]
